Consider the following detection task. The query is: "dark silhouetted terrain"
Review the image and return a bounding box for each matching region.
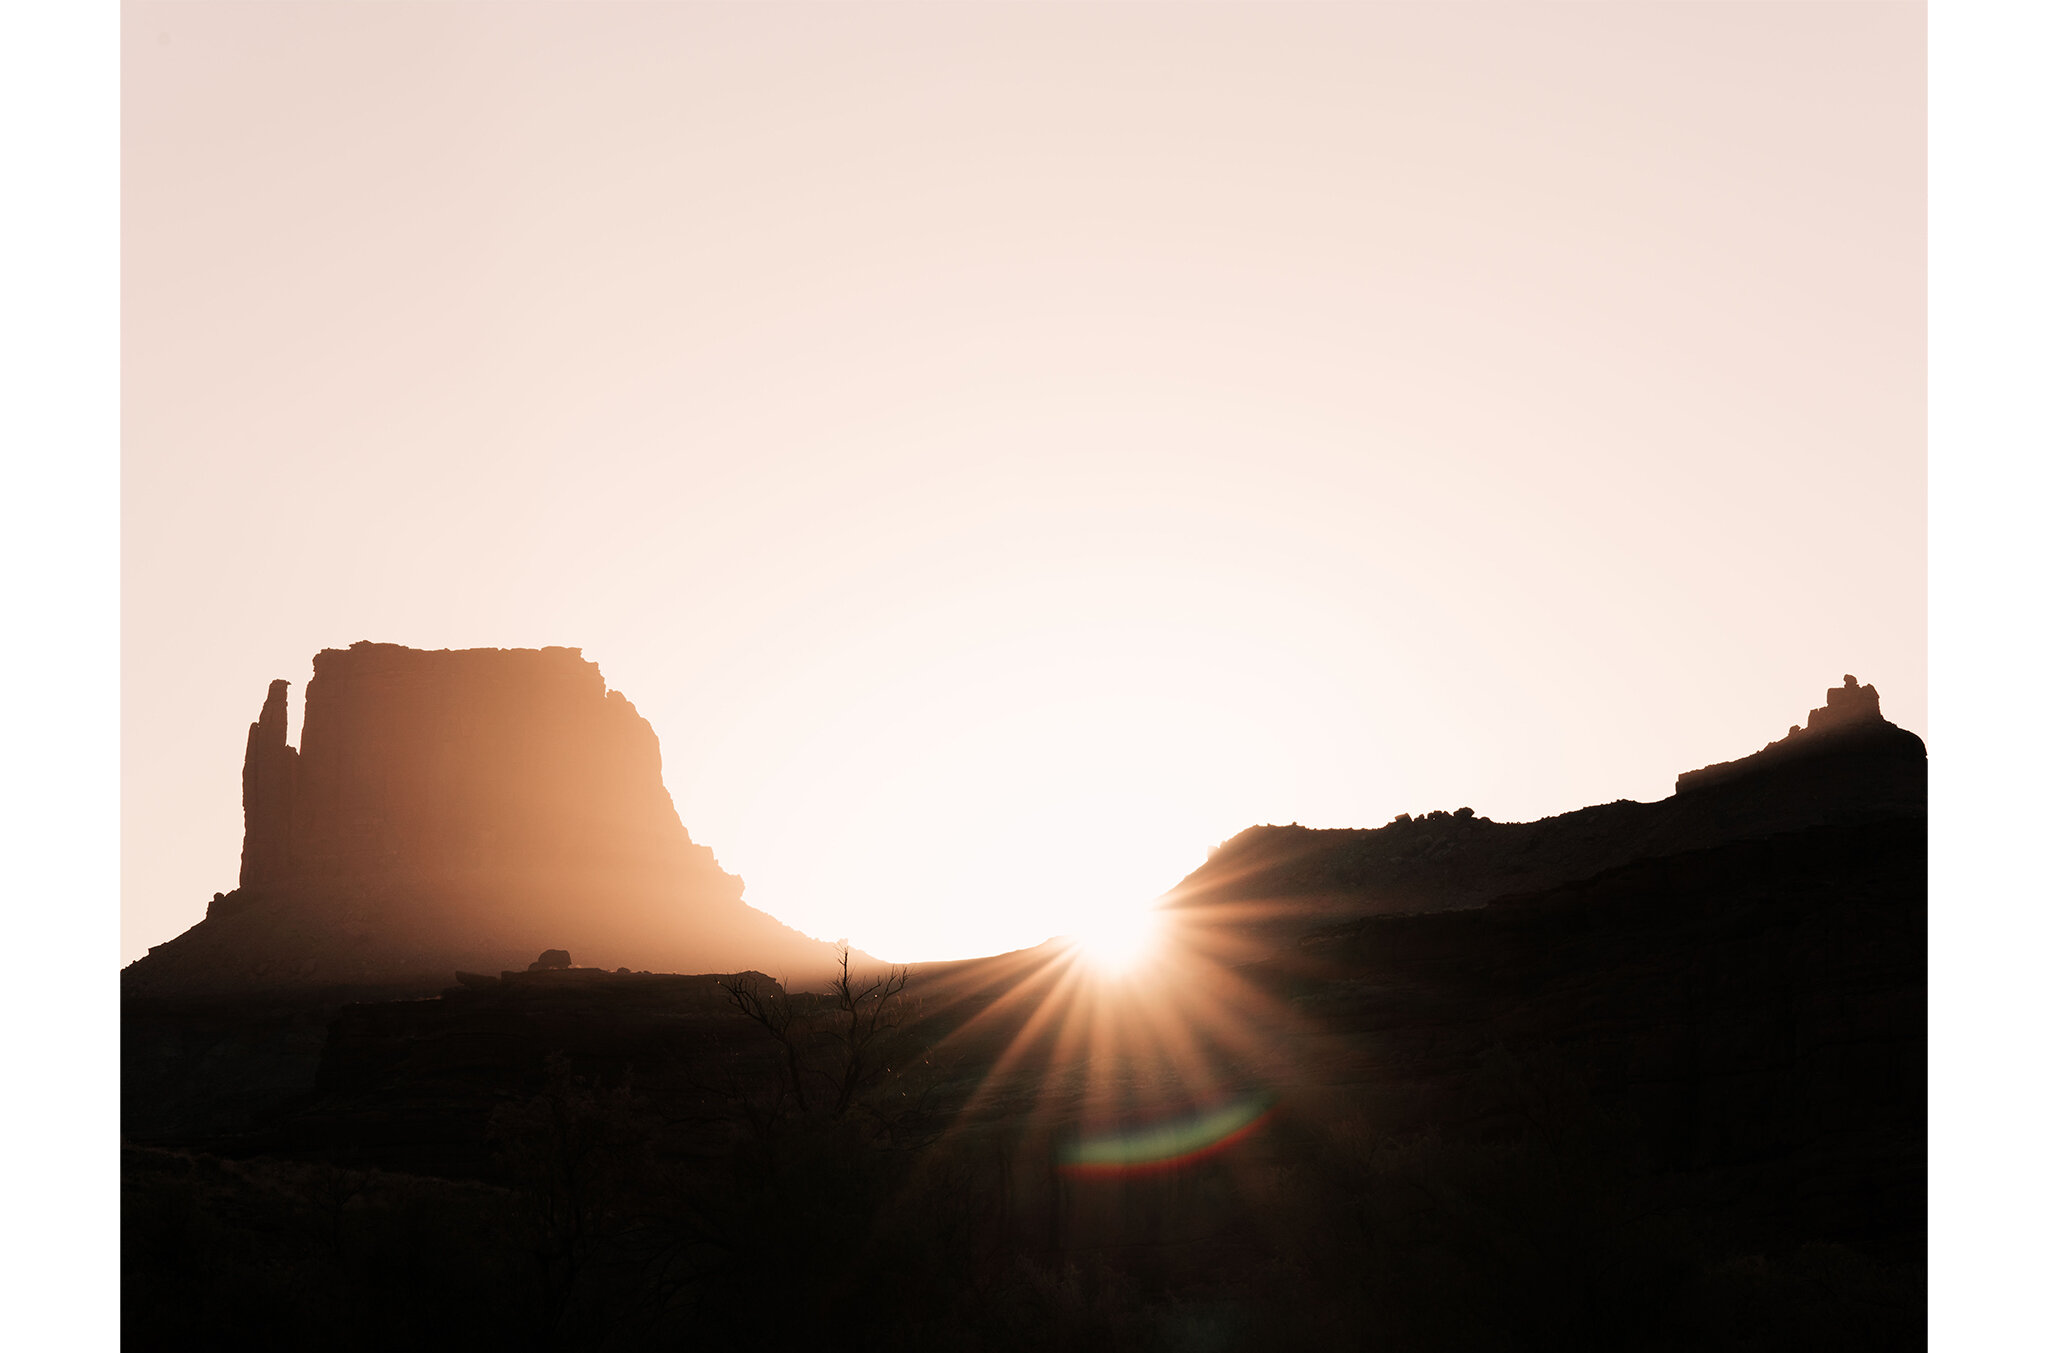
[1161,675,1924,964]
[123,674,1925,1350]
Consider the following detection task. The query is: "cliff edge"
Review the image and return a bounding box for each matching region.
[125,642,858,998]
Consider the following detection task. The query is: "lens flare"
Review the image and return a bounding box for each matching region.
[1059,1094,1275,1176]
[1072,903,1161,976]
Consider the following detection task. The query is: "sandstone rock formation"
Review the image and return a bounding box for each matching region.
[239,678,297,890]
[125,643,861,998]
[1806,672,1884,733]
[1674,673,1921,795]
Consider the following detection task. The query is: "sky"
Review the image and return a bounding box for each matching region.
[121,1,1926,966]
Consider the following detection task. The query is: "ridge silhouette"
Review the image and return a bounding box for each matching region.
[124,673,1925,1349]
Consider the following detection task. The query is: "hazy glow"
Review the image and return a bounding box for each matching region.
[122,3,1924,966]
[1071,902,1163,978]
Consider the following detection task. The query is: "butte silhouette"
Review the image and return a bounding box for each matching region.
[123,642,858,998]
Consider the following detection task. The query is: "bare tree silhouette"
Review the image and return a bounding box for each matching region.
[720,947,914,1124]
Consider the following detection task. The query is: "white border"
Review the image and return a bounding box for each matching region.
[3,2,120,1347]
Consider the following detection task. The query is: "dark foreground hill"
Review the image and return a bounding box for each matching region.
[1161,674,1925,963]
[123,678,1925,1351]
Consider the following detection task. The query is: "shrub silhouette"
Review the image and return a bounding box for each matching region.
[719,947,921,1130]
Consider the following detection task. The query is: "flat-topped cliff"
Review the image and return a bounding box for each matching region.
[125,643,856,998]
[244,643,708,893]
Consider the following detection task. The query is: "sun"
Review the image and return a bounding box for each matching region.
[1072,903,1163,977]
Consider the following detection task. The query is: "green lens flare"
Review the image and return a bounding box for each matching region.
[1058,1094,1273,1175]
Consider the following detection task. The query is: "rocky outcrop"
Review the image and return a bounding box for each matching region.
[1675,675,1922,796]
[125,643,859,999]
[1805,673,1884,734]
[239,678,297,890]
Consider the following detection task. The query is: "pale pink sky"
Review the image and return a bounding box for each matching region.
[122,2,1925,965]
